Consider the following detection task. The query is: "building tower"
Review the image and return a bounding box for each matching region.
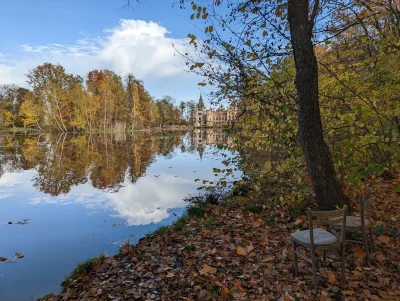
[194,94,207,127]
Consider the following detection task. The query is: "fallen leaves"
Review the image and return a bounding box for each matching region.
[233,280,243,292]
[221,287,230,295]
[37,176,400,301]
[377,235,391,244]
[326,271,337,285]
[353,247,367,261]
[200,264,217,274]
[15,252,24,259]
[236,246,246,255]
[376,253,386,263]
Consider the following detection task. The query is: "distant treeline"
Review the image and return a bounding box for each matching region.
[0,63,199,132]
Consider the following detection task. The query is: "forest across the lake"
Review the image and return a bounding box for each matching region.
[0,66,202,132]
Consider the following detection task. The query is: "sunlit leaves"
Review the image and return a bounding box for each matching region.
[205,25,213,33]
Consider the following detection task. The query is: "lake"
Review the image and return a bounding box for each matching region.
[0,129,238,301]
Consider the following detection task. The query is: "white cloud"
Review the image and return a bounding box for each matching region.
[0,168,194,226]
[28,173,193,226]
[0,64,18,85]
[0,20,201,101]
[0,193,12,200]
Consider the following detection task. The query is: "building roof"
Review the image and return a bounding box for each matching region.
[198,93,205,108]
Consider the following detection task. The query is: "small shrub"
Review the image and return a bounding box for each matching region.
[137,252,146,261]
[263,215,276,226]
[290,206,302,220]
[184,188,225,206]
[153,225,169,235]
[173,215,187,231]
[187,206,205,218]
[184,244,195,252]
[243,203,263,214]
[204,216,217,226]
[62,254,105,288]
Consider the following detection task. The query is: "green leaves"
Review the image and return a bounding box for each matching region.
[395,182,400,193]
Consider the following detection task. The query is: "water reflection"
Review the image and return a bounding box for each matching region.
[1,131,228,191]
[0,130,234,225]
[0,129,237,300]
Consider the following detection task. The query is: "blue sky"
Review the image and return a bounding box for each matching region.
[0,0,208,103]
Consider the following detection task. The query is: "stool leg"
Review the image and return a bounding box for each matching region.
[292,240,299,276]
[342,243,346,286]
[369,227,376,253]
[362,226,370,265]
[311,250,317,290]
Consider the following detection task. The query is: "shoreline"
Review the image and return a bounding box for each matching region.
[0,125,229,135]
[37,177,400,301]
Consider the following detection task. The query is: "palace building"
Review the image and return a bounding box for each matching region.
[194,94,238,127]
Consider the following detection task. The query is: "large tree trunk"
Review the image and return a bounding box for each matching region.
[288,0,345,210]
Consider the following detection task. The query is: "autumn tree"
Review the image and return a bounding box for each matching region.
[179,101,187,123]
[124,73,135,129]
[19,91,42,129]
[4,61,185,132]
[317,0,400,181]
[0,85,17,128]
[0,85,29,128]
[26,63,82,131]
[86,69,125,131]
[156,96,177,126]
[186,100,197,125]
[176,0,375,209]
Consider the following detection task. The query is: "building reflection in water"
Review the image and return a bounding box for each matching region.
[192,128,232,159]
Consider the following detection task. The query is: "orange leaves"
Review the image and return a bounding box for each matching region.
[236,246,246,256]
[376,253,386,263]
[377,235,391,244]
[200,264,217,275]
[264,255,275,262]
[236,244,254,256]
[326,271,337,285]
[221,287,230,296]
[233,280,243,292]
[353,247,367,261]
[342,290,355,296]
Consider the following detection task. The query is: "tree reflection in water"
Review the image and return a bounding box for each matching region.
[0,130,231,197]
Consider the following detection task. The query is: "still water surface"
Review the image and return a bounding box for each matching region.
[0,129,237,301]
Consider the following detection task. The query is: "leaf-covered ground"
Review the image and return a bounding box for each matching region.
[40,178,400,301]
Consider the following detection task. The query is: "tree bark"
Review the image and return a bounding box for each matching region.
[288,0,345,210]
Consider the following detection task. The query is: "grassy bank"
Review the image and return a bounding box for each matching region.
[38,177,399,300]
